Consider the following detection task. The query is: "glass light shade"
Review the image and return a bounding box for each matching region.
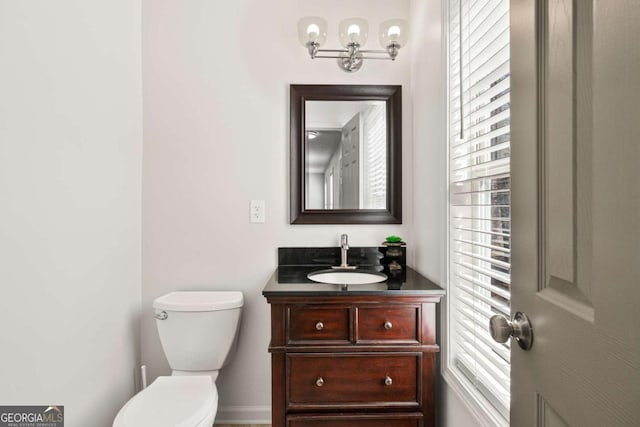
[379,19,409,48]
[297,16,327,47]
[338,17,369,47]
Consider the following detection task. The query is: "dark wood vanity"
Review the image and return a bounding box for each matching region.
[263,262,444,427]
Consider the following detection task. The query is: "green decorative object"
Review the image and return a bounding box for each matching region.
[382,235,406,247]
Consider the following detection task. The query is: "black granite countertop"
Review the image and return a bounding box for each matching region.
[262,265,445,297]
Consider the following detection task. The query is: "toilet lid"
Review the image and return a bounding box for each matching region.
[153,291,244,312]
[114,376,217,427]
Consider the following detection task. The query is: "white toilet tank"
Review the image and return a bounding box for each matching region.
[153,291,243,372]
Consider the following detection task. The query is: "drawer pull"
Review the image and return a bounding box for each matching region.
[315,377,325,387]
[315,321,324,331]
[384,321,393,330]
[384,376,393,386]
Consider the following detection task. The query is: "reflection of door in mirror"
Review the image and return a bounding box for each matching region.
[305,100,387,210]
[340,113,360,209]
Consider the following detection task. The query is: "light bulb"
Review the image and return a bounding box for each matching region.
[307,24,320,38]
[387,25,401,39]
[298,17,327,47]
[379,19,409,49]
[339,18,368,47]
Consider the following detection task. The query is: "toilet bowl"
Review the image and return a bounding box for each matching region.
[113,376,217,427]
[113,291,243,427]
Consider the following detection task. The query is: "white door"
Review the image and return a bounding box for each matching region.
[507,0,640,425]
[340,113,360,209]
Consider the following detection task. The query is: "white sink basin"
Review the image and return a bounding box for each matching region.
[307,269,387,285]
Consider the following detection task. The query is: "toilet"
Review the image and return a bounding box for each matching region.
[113,291,244,427]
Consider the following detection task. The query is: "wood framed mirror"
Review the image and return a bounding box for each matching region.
[290,84,402,224]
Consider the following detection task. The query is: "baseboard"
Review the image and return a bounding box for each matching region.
[214,405,272,424]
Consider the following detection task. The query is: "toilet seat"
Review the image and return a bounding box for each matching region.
[113,376,218,427]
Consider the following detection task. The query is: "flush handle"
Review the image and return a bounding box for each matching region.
[155,311,168,321]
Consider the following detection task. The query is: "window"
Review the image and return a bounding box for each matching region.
[447,0,511,422]
[362,103,387,209]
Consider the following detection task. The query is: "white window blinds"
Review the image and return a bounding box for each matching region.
[362,104,387,209]
[448,0,511,419]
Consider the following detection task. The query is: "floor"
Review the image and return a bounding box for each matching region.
[216,425,270,427]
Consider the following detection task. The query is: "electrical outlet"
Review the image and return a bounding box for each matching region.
[250,200,265,223]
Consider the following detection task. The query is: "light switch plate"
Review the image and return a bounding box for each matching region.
[250,200,265,223]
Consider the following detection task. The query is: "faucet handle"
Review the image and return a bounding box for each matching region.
[340,233,349,248]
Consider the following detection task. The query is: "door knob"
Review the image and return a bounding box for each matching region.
[489,311,533,350]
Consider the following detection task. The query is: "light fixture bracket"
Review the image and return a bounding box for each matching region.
[306,41,320,59]
[308,44,397,73]
[386,42,400,60]
[338,43,363,72]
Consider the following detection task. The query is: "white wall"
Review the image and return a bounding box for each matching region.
[0,1,142,426]
[142,0,411,422]
[306,173,324,209]
[409,0,480,426]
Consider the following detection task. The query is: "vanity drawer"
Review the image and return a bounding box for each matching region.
[287,413,423,427]
[287,353,420,408]
[288,305,351,344]
[357,305,419,343]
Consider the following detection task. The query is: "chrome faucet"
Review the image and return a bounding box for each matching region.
[333,234,356,270]
[340,234,349,266]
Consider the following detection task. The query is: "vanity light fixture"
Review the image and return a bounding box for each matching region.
[297,16,409,72]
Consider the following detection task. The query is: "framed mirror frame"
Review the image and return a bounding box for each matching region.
[290,84,402,224]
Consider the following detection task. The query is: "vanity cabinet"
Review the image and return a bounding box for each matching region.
[265,295,442,427]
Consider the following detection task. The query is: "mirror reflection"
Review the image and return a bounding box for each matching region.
[305,100,387,210]
[290,84,401,224]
